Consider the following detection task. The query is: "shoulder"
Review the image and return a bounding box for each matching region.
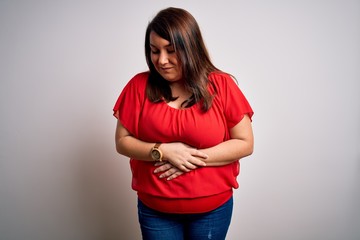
[209,71,237,85]
[128,71,149,87]
[208,71,238,92]
[121,71,149,95]
[119,71,149,100]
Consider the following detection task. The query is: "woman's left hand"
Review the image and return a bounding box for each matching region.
[154,162,196,180]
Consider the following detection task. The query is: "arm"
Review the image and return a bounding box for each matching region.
[200,114,254,166]
[115,120,154,161]
[115,120,208,169]
[154,114,254,179]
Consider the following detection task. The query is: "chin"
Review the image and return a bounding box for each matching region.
[161,74,181,82]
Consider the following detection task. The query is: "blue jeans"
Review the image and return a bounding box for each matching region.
[137,197,233,240]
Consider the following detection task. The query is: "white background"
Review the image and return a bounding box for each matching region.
[1,0,359,239]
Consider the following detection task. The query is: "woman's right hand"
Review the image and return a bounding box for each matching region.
[153,162,185,180]
[159,142,208,172]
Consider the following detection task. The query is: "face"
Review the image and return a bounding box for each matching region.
[149,31,182,82]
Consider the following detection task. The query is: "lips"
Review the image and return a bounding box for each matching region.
[161,67,173,71]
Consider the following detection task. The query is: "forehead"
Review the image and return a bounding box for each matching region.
[149,31,172,47]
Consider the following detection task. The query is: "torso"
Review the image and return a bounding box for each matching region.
[113,71,253,213]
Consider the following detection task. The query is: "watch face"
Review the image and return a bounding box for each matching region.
[152,149,161,160]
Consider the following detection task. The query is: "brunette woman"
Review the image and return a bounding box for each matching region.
[114,7,254,240]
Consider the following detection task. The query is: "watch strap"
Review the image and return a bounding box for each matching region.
[153,143,161,149]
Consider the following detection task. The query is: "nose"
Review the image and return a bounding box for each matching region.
[158,51,169,65]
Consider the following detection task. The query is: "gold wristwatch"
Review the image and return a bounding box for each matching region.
[151,143,163,162]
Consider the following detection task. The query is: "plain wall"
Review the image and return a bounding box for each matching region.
[1,0,359,239]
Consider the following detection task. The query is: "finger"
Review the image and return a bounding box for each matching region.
[154,161,166,167]
[183,162,197,170]
[189,157,207,167]
[191,149,209,159]
[159,168,178,178]
[167,171,184,181]
[179,164,191,172]
[154,163,172,173]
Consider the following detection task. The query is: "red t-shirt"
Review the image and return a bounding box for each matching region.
[113,71,253,213]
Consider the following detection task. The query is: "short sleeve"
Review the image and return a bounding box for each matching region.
[113,72,148,136]
[213,73,254,129]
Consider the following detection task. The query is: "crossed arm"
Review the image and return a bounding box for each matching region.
[115,114,253,180]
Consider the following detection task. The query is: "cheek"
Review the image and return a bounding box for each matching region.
[173,55,182,68]
[172,57,181,70]
[150,54,158,65]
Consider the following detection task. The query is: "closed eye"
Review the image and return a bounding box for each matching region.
[150,43,175,54]
[167,49,175,54]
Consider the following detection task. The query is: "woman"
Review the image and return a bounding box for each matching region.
[113,7,254,240]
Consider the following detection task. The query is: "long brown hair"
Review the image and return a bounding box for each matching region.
[145,7,219,112]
